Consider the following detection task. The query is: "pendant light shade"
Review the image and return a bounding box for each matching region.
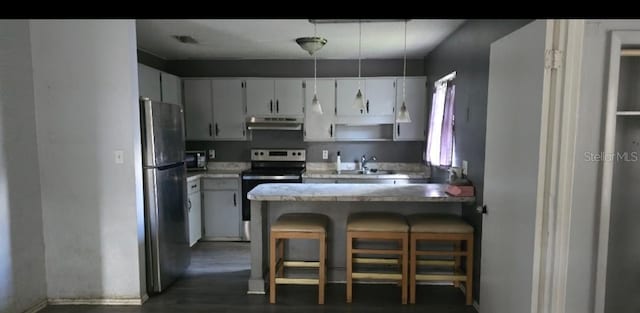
[353,22,366,110]
[396,20,411,123]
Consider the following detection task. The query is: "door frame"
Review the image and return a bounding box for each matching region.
[528,19,585,313]
[593,30,640,313]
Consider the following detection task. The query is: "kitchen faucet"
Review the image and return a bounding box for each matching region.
[360,155,377,173]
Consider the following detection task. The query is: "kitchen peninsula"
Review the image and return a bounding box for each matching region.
[246,183,475,294]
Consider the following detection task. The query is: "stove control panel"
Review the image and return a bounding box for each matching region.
[251,149,306,162]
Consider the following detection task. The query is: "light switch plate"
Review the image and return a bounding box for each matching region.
[114,150,124,164]
[462,160,468,177]
[209,149,215,159]
[322,150,328,160]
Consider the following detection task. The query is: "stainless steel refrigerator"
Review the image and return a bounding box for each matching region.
[140,98,190,294]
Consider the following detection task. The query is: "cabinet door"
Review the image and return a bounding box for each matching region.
[188,192,202,247]
[304,79,335,141]
[336,78,366,116]
[274,79,304,116]
[365,78,396,116]
[246,79,274,116]
[160,72,181,105]
[138,63,161,101]
[212,79,246,140]
[203,190,241,240]
[395,77,427,141]
[183,79,214,140]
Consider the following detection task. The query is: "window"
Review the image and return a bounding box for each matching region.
[426,72,456,167]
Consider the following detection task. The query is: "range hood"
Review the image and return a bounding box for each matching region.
[246,117,303,131]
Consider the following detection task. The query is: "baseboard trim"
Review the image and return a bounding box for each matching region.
[458,284,480,311]
[48,298,144,305]
[23,299,48,313]
[141,293,149,304]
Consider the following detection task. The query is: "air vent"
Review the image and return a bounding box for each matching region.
[172,35,198,44]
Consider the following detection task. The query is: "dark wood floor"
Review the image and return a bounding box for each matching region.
[41,242,477,313]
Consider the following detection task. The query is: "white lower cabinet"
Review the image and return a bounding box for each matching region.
[202,178,241,241]
[187,179,202,247]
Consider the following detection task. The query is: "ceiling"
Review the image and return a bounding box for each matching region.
[135,19,465,60]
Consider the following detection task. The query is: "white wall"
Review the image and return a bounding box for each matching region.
[567,19,640,313]
[0,20,48,313]
[30,20,146,301]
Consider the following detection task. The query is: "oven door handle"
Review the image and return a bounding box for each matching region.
[242,175,301,180]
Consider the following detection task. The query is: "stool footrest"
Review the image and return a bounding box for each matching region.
[415,271,467,282]
[352,248,403,255]
[417,260,455,266]
[275,277,320,285]
[352,272,402,280]
[415,250,468,256]
[353,257,399,265]
[283,261,320,268]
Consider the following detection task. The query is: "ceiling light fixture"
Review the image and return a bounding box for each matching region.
[353,21,366,111]
[396,20,411,123]
[306,23,324,114]
[173,35,198,44]
[296,35,327,56]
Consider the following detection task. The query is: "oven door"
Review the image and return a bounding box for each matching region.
[241,175,301,241]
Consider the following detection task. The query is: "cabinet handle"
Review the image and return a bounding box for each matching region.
[209,124,212,137]
[190,183,197,189]
[270,100,273,113]
[187,199,191,211]
[215,123,220,136]
[397,124,400,136]
[366,100,370,113]
[233,193,237,206]
[276,100,279,113]
[329,124,333,137]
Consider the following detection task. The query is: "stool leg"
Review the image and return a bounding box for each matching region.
[269,233,277,304]
[346,231,353,303]
[453,241,461,288]
[277,239,284,278]
[401,232,408,305]
[465,234,474,306]
[318,233,326,304]
[410,235,417,304]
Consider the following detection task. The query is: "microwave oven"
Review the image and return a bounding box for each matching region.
[185,151,207,171]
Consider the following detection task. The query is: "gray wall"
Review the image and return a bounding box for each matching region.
[137,49,168,73]
[423,19,532,303]
[176,58,426,163]
[31,20,146,301]
[567,20,640,313]
[0,20,47,313]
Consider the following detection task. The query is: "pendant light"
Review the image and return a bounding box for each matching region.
[353,21,366,110]
[310,22,323,114]
[396,20,411,123]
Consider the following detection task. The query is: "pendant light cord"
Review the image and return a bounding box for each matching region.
[403,20,407,103]
[358,21,362,87]
[314,23,318,94]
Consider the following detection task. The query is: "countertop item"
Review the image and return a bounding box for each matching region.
[247,183,475,202]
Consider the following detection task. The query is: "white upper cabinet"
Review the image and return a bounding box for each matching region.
[183,79,214,140]
[212,79,246,140]
[246,78,303,117]
[138,63,162,102]
[394,77,427,141]
[336,77,396,120]
[160,72,182,105]
[304,79,336,141]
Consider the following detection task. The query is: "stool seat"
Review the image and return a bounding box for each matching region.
[271,213,329,233]
[347,212,409,232]
[408,214,473,233]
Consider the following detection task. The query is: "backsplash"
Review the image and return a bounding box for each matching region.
[186,130,426,163]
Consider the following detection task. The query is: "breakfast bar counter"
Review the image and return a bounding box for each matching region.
[246,183,475,294]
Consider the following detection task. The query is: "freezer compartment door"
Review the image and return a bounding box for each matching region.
[144,164,190,293]
[141,98,185,167]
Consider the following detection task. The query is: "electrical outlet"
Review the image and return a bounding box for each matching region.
[322,150,328,160]
[114,150,124,164]
[462,160,468,177]
[209,149,215,159]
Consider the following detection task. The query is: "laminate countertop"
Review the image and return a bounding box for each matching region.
[247,183,475,203]
[187,170,241,182]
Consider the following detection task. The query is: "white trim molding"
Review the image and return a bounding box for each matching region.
[48,297,145,306]
[23,299,48,313]
[531,19,585,313]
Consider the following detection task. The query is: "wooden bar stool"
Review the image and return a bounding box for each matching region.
[408,213,474,305]
[269,213,328,304]
[346,212,409,304]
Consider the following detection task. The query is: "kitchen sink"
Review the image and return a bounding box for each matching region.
[337,169,395,175]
